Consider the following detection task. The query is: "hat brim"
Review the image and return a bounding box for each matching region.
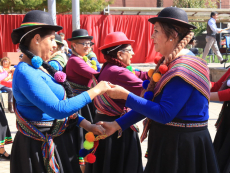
[99,40,135,50]
[148,17,197,30]
[67,36,93,41]
[11,25,63,44]
[55,40,64,46]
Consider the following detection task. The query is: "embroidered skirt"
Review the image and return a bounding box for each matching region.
[213,101,230,173]
[0,102,12,146]
[10,120,82,173]
[85,113,143,173]
[144,120,219,173]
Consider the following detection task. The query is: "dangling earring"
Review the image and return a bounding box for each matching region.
[170,39,173,41]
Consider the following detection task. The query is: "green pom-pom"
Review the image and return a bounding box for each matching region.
[83,56,88,62]
[126,66,133,72]
[91,60,96,65]
[83,140,94,150]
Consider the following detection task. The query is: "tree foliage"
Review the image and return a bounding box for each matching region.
[0,0,114,14]
[173,0,217,36]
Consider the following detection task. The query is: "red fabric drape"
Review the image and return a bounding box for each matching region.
[1,14,161,63]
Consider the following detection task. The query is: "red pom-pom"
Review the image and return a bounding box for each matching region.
[159,65,168,74]
[86,153,96,163]
[154,56,161,64]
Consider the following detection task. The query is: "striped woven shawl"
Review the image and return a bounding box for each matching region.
[140,55,210,142]
[92,76,139,134]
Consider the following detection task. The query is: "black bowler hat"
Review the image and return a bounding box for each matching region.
[148,7,196,30]
[11,10,63,44]
[68,29,93,41]
[55,34,64,46]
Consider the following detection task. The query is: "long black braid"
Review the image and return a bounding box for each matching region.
[19,44,74,98]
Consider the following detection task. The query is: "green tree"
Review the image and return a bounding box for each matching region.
[0,0,113,14]
[173,0,217,36]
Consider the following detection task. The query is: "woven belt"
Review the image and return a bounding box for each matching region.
[30,121,54,127]
[165,121,208,128]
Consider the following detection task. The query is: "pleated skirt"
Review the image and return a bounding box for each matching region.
[85,113,143,173]
[144,120,219,173]
[213,101,230,173]
[10,122,81,173]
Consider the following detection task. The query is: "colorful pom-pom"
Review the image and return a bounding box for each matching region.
[148,69,154,78]
[83,140,94,150]
[91,65,97,71]
[31,56,43,68]
[159,65,168,74]
[144,91,154,100]
[54,71,66,83]
[134,68,140,72]
[86,153,96,163]
[83,56,88,62]
[132,71,135,74]
[126,66,133,72]
[152,73,161,82]
[91,60,96,65]
[49,61,59,71]
[85,132,95,142]
[142,80,150,90]
[154,56,161,64]
[79,149,89,157]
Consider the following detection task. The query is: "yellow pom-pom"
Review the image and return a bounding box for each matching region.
[83,140,94,150]
[132,71,135,74]
[83,56,88,62]
[148,69,154,78]
[91,60,96,65]
[152,73,161,82]
[85,132,95,142]
[91,65,97,71]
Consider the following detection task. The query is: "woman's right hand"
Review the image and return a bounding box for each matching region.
[96,121,121,137]
[87,81,111,100]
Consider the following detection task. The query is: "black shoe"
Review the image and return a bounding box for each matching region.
[221,59,228,64]
[0,151,10,160]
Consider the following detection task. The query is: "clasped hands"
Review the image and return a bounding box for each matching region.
[82,81,130,136]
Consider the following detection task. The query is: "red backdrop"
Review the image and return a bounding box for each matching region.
[1,14,161,63]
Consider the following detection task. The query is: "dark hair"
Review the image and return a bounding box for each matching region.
[56,42,63,51]
[211,11,218,18]
[100,44,130,73]
[59,33,65,37]
[19,28,74,98]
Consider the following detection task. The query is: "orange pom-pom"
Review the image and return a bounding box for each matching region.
[85,132,95,142]
[148,69,154,78]
[159,65,168,74]
[152,73,161,82]
[154,56,161,64]
[86,153,96,163]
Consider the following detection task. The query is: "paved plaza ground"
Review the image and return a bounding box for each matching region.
[0,62,229,172]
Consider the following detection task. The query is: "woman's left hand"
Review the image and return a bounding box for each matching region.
[80,119,106,135]
[87,124,106,135]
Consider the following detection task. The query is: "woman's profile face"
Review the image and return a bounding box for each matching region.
[39,31,57,61]
[151,22,171,55]
[3,59,10,68]
[118,45,135,66]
